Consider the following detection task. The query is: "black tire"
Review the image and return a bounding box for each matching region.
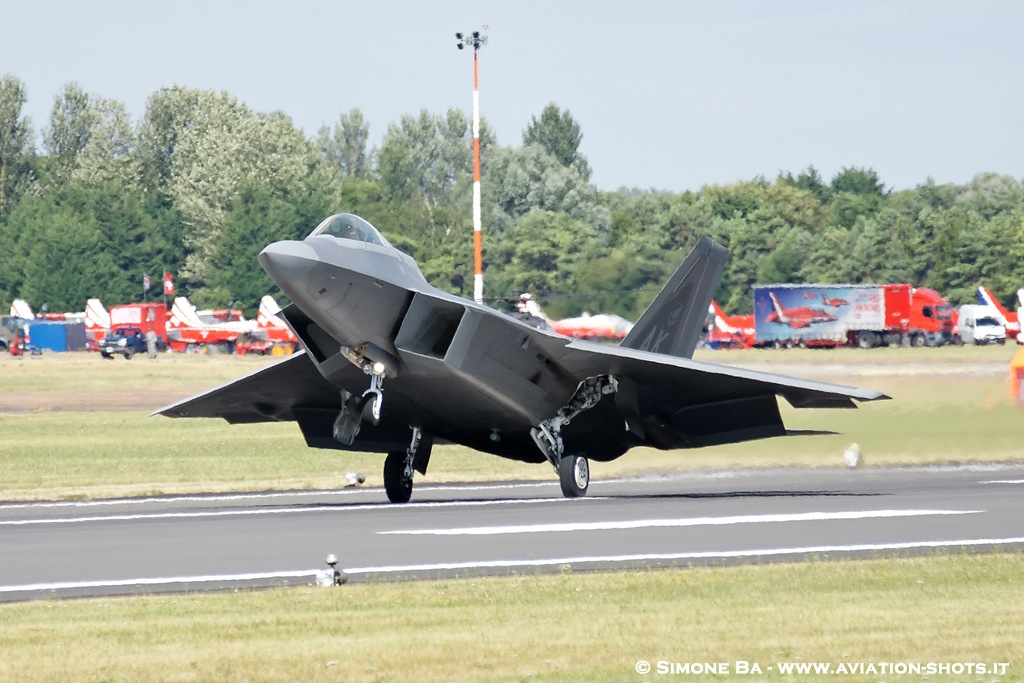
[362,394,381,425]
[558,454,589,498]
[856,331,876,349]
[911,334,926,348]
[384,451,413,503]
[124,350,134,360]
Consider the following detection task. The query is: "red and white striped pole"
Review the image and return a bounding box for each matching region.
[471,45,483,304]
[457,30,487,304]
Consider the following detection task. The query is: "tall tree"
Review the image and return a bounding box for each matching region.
[779,166,831,204]
[377,108,476,249]
[482,143,609,236]
[136,87,319,286]
[523,103,591,181]
[487,210,600,313]
[203,178,333,312]
[73,97,139,188]
[831,166,887,196]
[136,86,203,195]
[317,108,371,178]
[0,74,35,217]
[42,82,97,184]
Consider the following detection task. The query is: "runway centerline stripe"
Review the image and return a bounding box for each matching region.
[378,509,980,536]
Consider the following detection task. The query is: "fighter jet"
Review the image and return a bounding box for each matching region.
[158,213,887,502]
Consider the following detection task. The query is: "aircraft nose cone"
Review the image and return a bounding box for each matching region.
[259,240,317,286]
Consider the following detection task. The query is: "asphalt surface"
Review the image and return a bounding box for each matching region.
[3,464,1024,602]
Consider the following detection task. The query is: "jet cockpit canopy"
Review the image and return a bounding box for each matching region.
[309,213,390,247]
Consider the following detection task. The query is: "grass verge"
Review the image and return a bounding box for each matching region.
[1,347,1021,500]
[2,553,1022,682]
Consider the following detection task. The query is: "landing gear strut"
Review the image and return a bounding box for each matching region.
[384,427,432,503]
[530,376,617,498]
[331,364,389,447]
[362,373,384,425]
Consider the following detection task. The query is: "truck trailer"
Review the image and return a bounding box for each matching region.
[754,284,954,348]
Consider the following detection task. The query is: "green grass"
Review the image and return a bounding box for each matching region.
[1,350,271,393]
[2,553,1022,682]
[3,349,1023,681]
[1,346,1022,500]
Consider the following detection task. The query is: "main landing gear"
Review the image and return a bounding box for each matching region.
[384,427,432,503]
[531,376,617,498]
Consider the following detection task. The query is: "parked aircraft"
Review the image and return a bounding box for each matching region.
[515,293,633,341]
[765,292,837,328]
[10,299,34,319]
[707,300,755,349]
[166,297,256,352]
[256,295,299,346]
[84,299,111,344]
[158,213,886,502]
[976,286,1020,341]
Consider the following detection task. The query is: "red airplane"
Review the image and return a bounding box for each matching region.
[707,300,755,348]
[515,294,633,341]
[766,292,837,328]
[977,286,1020,340]
[166,297,255,352]
[821,293,849,307]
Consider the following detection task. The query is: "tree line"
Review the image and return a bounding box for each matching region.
[2,74,1022,321]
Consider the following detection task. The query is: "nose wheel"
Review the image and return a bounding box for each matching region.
[558,454,589,498]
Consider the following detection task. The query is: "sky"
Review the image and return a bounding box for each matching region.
[3,1,1023,192]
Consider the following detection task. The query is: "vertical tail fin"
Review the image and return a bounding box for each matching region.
[768,292,789,322]
[85,299,110,330]
[257,295,288,328]
[10,299,33,319]
[977,287,1011,320]
[169,297,206,329]
[620,236,728,359]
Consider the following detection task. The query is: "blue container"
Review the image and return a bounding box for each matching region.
[26,320,87,352]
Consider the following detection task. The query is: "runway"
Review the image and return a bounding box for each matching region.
[3,464,1024,602]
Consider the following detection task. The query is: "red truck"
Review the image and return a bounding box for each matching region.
[108,303,169,346]
[754,284,955,348]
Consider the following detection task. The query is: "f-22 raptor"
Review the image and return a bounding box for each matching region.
[158,213,887,502]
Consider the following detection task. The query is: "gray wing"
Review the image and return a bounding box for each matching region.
[560,340,888,450]
[154,351,344,423]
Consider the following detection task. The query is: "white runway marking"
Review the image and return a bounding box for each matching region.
[0,570,319,594]
[981,480,1024,485]
[345,537,1024,575]
[0,482,559,511]
[378,509,980,536]
[4,536,1022,596]
[0,496,597,526]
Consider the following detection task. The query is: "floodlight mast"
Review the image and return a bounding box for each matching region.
[456,29,488,304]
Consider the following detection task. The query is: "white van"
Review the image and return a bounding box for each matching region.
[957,304,1006,345]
